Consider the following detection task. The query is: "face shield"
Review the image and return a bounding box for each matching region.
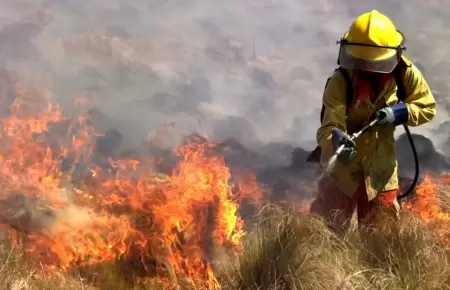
[337,31,406,74]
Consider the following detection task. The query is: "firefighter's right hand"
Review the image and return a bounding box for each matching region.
[331,129,357,163]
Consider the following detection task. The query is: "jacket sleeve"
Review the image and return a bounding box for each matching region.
[317,72,348,157]
[403,63,437,126]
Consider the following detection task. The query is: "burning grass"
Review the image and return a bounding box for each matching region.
[0,92,450,289]
[2,209,450,290]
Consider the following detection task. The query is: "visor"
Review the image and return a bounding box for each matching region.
[338,45,401,73]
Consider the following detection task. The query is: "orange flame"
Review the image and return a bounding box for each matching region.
[0,95,260,288]
[403,174,450,244]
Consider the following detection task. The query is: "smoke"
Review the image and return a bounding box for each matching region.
[0,0,449,157]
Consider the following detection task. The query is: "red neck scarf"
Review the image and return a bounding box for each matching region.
[353,73,393,108]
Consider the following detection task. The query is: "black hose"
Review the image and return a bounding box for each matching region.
[396,124,420,201]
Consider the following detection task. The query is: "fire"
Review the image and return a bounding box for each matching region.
[403,174,450,243]
[2,81,450,289]
[0,92,261,288]
[86,140,247,283]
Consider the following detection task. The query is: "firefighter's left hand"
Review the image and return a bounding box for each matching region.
[332,129,357,163]
[374,103,408,127]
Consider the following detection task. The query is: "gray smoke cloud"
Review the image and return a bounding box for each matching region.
[0,0,448,157]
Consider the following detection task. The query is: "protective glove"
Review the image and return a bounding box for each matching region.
[374,103,409,127]
[331,129,357,164]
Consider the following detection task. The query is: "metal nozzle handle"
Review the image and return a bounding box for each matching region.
[351,118,380,140]
[335,117,380,156]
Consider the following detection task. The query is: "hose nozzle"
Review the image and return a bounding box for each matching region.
[335,144,345,156]
[334,117,380,156]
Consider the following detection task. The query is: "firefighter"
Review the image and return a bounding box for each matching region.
[309,9,437,236]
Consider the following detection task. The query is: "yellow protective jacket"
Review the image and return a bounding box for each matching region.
[317,56,437,200]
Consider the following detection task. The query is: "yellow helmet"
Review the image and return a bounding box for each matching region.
[338,10,406,73]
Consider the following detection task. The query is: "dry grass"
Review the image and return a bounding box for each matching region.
[437,183,450,211]
[220,208,450,290]
[1,207,450,290]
